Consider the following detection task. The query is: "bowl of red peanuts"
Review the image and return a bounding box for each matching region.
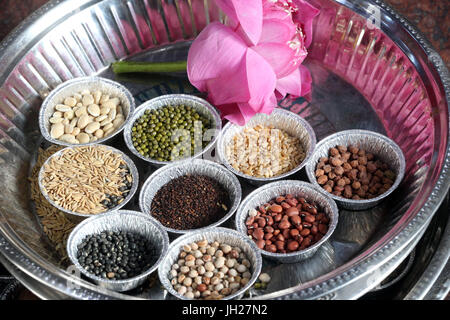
[235,180,338,263]
[305,130,406,210]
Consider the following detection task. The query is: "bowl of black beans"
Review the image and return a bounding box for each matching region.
[123,94,221,167]
[66,210,169,292]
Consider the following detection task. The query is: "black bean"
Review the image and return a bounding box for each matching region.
[76,231,158,281]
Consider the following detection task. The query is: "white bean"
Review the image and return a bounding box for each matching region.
[94,129,104,139]
[49,117,63,124]
[55,104,71,112]
[64,97,77,107]
[82,94,94,106]
[50,123,64,139]
[76,133,90,144]
[87,104,100,117]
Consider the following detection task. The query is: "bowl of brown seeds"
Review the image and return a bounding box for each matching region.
[139,159,242,235]
[216,108,316,186]
[305,130,405,210]
[38,144,139,221]
[39,76,135,146]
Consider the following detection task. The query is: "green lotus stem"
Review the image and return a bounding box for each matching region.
[112,61,187,74]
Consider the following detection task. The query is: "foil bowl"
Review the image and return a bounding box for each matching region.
[139,159,242,235]
[66,210,169,292]
[305,130,406,210]
[158,227,262,300]
[123,94,222,168]
[39,76,135,146]
[235,180,339,263]
[38,144,139,223]
[216,108,316,186]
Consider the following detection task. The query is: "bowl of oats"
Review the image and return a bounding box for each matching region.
[217,108,316,186]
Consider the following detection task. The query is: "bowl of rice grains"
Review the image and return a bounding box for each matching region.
[38,144,139,221]
[139,159,242,235]
[217,108,316,186]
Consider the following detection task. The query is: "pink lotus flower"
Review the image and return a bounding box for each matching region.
[187,0,320,125]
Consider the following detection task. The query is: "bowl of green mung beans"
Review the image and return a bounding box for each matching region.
[124,94,222,167]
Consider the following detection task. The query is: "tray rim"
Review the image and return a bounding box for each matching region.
[0,0,448,300]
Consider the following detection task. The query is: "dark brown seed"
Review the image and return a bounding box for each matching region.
[315,169,325,177]
[286,207,299,216]
[253,228,264,240]
[329,147,339,156]
[290,215,301,226]
[287,241,299,251]
[301,237,312,247]
[197,284,207,292]
[317,174,328,184]
[275,241,285,250]
[279,220,291,229]
[286,198,298,207]
[270,204,283,213]
[257,217,266,228]
[290,229,300,237]
[318,224,328,234]
[256,240,265,249]
[305,205,317,215]
[300,228,310,236]
[263,229,272,238]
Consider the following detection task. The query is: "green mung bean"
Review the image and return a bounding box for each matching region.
[131,105,212,161]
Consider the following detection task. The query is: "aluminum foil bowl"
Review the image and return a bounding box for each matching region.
[139,159,242,235]
[235,180,339,263]
[158,227,262,300]
[305,130,406,210]
[216,108,316,186]
[38,144,139,222]
[39,76,135,146]
[123,94,221,167]
[66,210,169,292]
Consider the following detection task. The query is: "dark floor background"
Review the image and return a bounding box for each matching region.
[0,0,448,300]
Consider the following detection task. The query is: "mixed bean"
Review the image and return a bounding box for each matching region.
[169,239,253,299]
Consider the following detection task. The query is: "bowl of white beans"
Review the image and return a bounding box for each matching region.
[39,76,135,146]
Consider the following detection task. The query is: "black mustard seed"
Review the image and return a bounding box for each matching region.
[150,174,230,230]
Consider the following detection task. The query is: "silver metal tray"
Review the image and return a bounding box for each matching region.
[0,0,448,300]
